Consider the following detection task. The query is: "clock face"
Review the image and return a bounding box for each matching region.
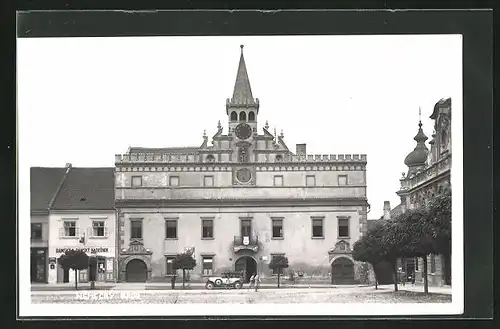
[235,123,252,140]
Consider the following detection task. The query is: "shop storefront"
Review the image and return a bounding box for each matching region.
[49,246,116,283]
[30,247,48,283]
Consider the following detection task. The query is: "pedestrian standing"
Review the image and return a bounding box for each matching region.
[248,273,255,290]
[254,273,261,292]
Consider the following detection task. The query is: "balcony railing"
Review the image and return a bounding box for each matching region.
[233,235,259,253]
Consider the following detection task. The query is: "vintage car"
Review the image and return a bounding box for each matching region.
[205,271,244,290]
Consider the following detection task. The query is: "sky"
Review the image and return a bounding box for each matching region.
[17,35,462,219]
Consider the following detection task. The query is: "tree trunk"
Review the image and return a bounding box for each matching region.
[373,264,378,290]
[75,270,78,290]
[392,262,398,292]
[182,269,185,289]
[423,256,429,294]
[277,271,280,288]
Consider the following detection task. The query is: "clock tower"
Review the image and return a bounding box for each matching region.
[226,45,260,137]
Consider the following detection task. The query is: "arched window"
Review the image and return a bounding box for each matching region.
[239,111,246,121]
[230,111,237,121]
[248,111,255,121]
[275,155,283,162]
[206,154,215,163]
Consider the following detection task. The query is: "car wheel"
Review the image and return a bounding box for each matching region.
[214,279,222,286]
[206,282,214,290]
[234,281,242,289]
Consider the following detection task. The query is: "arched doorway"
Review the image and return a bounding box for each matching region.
[126,259,148,282]
[331,257,355,284]
[234,256,257,283]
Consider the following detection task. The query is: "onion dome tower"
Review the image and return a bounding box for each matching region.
[404,109,429,176]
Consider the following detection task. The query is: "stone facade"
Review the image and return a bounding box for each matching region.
[395,98,452,287]
[115,46,369,284]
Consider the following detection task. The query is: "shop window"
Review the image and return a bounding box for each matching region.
[31,223,42,240]
[202,256,213,276]
[311,217,324,238]
[165,256,176,275]
[272,218,283,238]
[169,176,180,186]
[131,220,142,239]
[131,176,142,187]
[338,217,350,238]
[92,221,105,237]
[165,220,178,239]
[306,175,316,186]
[202,219,213,239]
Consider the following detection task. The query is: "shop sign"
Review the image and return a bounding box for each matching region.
[55,247,110,254]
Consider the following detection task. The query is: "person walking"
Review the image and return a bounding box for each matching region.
[248,273,255,290]
[254,273,261,292]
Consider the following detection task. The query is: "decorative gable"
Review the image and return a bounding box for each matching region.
[328,240,352,255]
[122,238,152,256]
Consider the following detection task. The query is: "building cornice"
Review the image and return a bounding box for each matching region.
[115,197,368,209]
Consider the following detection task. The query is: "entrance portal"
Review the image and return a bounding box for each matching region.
[234,256,257,283]
[125,259,148,282]
[331,257,355,284]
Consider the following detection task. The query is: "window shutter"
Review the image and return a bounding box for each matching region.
[59,227,64,237]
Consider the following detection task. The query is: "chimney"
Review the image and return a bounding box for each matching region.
[296,143,307,156]
[383,201,391,220]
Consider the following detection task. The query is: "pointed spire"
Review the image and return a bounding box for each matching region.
[404,108,429,168]
[231,45,256,105]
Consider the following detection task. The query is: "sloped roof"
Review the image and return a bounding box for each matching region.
[390,204,404,218]
[30,167,68,213]
[51,168,115,210]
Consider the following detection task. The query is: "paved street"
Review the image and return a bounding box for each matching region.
[31,284,451,304]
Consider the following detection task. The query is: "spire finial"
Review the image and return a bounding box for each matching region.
[203,129,207,138]
[280,129,284,138]
[265,120,269,130]
[240,44,244,52]
[217,120,222,130]
[418,106,422,128]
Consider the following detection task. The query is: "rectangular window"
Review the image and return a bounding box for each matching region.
[241,219,252,237]
[338,217,350,238]
[92,221,105,237]
[204,176,214,187]
[131,176,142,187]
[169,176,180,186]
[131,220,142,239]
[430,255,436,273]
[273,175,283,186]
[202,256,213,276]
[63,221,77,237]
[338,175,348,186]
[306,175,316,186]
[165,256,175,275]
[165,220,178,239]
[202,219,213,239]
[272,218,283,238]
[312,217,324,238]
[31,223,42,239]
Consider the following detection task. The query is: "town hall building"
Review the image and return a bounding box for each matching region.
[114,46,369,284]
